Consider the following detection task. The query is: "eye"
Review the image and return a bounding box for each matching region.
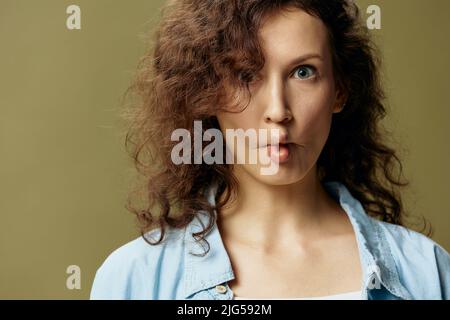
[293,65,317,80]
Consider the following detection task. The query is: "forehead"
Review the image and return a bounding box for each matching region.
[258,8,331,64]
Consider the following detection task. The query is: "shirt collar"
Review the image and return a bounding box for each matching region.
[182,181,413,300]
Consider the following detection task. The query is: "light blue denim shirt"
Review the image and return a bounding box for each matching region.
[90,181,450,300]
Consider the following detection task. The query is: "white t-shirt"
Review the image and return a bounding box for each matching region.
[233,290,363,300]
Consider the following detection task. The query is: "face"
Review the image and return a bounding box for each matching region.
[216,8,346,185]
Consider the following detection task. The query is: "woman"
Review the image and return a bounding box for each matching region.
[90,0,450,300]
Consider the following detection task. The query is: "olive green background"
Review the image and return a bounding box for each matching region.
[0,0,449,299]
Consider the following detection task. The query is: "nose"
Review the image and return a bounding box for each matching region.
[263,77,292,124]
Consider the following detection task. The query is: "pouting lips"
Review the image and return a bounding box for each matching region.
[266,143,291,163]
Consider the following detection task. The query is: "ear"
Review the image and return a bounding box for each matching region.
[332,86,348,114]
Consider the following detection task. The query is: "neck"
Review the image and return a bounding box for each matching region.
[218,165,337,250]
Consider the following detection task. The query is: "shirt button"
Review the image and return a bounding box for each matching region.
[215,284,227,294]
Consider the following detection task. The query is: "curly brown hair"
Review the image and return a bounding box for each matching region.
[122,0,429,255]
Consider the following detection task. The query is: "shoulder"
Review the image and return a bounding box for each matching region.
[90,227,186,300]
[373,219,450,299]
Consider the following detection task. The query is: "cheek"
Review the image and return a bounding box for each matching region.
[291,86,335,144]
[217,108,258,132]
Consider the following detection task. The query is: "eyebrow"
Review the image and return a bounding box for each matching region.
[287,53,323,68]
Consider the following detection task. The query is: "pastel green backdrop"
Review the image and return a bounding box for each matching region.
[0,0,449,299]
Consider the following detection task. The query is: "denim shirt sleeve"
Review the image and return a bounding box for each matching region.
[90,228,188,300]
[377,220,450,299]
[90,237,153,300]
[433,242,450,299]
[90,255,130,299]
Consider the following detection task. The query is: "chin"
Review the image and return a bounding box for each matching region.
[242,164,311,186]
